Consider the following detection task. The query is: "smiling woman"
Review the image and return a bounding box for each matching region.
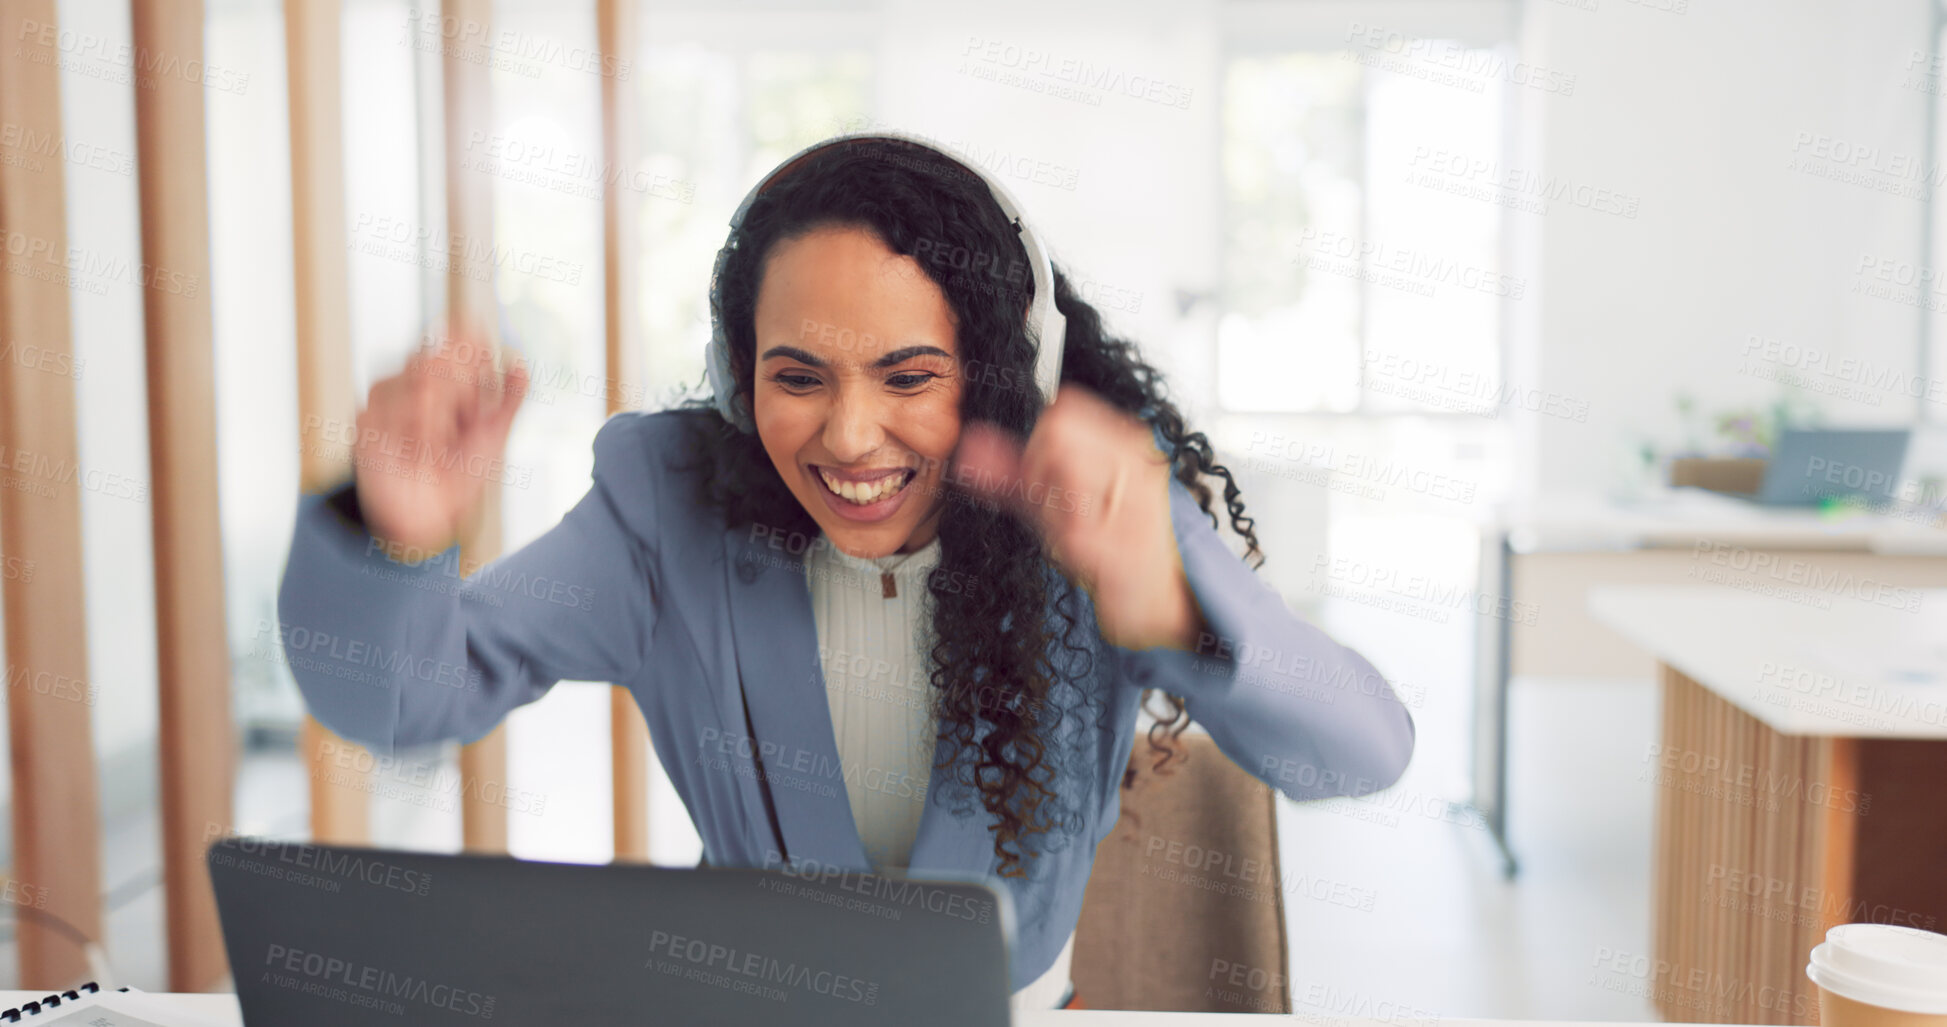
[752,225,965,549]
[277,133,1415,1013]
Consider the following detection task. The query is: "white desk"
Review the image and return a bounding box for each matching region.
[1472,487,1947,874]
[1587,584,1947,1026]
[1589,585,1947,739]
[1498,487,1947,554]
[0,993,1759,1027]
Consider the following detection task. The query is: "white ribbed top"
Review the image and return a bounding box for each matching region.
[805,533,942,870]
[804,530,1075,1010]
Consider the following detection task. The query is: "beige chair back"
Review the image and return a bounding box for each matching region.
[1071,733,1291,1013]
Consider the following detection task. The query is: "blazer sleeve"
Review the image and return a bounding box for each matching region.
[1114,472,1416,802]
[273,413,659,755]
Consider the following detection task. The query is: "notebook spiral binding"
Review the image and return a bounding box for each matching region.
[2,981,122,1021]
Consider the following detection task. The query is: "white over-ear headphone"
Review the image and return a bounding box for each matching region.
[705,129,1067,434]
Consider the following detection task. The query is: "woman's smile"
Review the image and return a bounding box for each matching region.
[815,465,917,502]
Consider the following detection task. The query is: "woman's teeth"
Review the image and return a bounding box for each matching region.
[818,468,913,505]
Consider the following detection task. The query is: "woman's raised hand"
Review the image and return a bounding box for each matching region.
[352,321,529,556]
[949,384,1206,652]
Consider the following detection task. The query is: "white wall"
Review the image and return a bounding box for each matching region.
[1512,0,1936,499]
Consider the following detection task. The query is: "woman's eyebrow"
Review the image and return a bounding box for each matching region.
[758,344,953,369]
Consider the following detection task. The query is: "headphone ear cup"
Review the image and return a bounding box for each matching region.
[707,244,756,433]
[705,330,754,433]
[1031,307,1068,408]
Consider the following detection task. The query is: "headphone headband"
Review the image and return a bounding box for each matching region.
[705,130,1067,433]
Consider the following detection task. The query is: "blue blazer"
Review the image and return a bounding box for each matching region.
[276,408,1416,993]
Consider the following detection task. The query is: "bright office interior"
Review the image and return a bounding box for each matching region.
[4,0,1945,1019]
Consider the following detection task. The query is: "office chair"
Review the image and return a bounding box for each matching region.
[1070,732,1292,1013]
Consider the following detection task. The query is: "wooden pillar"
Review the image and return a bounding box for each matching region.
[285,0,371,845]
[442,0,508,855]
[129,0,236,992]
[599,0,651,864]
[0,0,106,990]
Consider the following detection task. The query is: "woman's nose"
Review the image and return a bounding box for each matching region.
[821,383,888,462]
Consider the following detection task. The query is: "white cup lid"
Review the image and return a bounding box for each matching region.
[1807,924,1947,1014]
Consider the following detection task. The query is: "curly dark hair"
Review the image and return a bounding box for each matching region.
[671,136,1264,878]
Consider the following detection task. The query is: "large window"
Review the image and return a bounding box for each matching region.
[1219,42,1510,414]
[635,43,873,403]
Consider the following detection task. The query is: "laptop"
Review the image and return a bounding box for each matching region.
[208,837,1014,1026]
[1751,428,1911,506]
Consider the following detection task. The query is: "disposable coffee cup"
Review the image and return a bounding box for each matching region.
[1806,924,1947,1027]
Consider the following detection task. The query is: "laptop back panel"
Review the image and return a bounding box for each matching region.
[209,839,1012,1027]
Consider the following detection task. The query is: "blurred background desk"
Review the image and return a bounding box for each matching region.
[1589,584,1947,1026]
[1473,488,1947,875]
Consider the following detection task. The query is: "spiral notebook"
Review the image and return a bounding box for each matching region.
[0,982,183,1025]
